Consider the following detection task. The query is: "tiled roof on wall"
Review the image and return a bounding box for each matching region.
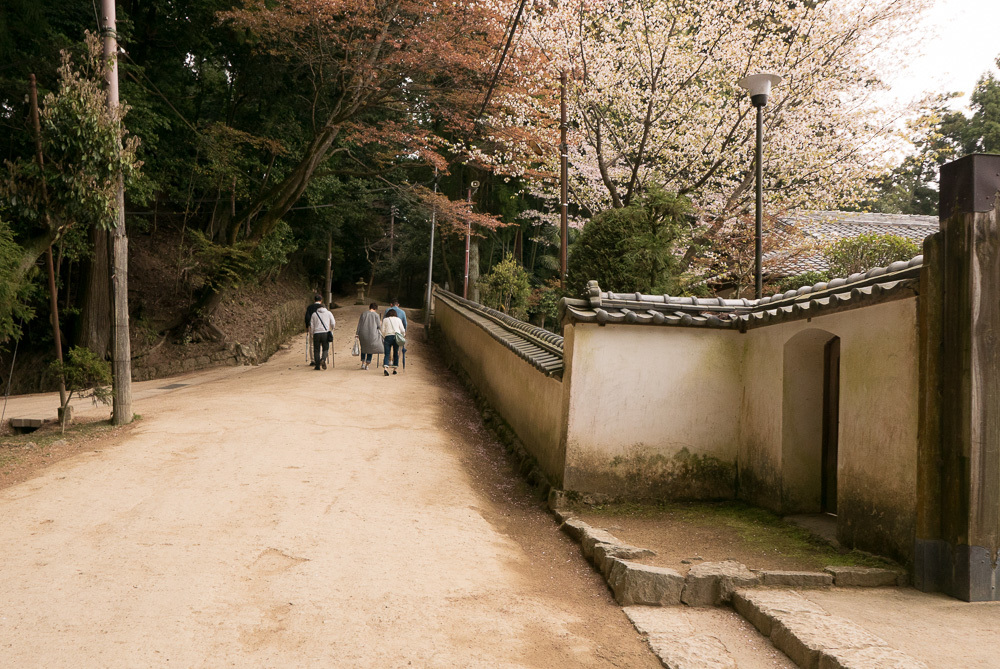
[774,211,937,274]
[434,289,565,377]
[560,256,923,331]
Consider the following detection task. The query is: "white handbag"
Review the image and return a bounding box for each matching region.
[351,337,360,357]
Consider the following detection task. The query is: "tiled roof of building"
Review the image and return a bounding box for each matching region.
[434,289,565,377]
[773,211,937,274]
[560,255,923,331]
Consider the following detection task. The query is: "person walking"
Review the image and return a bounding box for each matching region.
[384,298,407,329]
[380,308,405,376]
[385,298,407,368]
[310,301,336,370]
[355,303,382,370]
[305,295,323,365]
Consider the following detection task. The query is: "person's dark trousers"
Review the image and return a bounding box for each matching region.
[383,334,398,367]
[361,353,372,364]
[313,333,330,368]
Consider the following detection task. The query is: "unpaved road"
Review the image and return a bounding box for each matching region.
[0,305,659,668]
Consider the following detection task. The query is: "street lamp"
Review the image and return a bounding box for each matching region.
[737,72,782,299]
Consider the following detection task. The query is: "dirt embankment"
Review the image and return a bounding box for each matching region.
[1,225,313,395]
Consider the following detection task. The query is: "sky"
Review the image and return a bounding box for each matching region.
[887,0,1000,109]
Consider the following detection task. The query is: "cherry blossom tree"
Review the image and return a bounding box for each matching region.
[507,0,933,273]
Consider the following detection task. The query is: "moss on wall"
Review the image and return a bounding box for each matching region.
[565,446,736,501]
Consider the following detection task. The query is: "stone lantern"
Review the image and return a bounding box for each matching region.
[355,279,367,305]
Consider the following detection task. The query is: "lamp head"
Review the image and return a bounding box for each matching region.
[737,73,783,107]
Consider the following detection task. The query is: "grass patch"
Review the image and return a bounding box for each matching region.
[577,499,897,569]
[0,418,130,478]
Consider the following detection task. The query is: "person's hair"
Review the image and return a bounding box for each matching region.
[313,294,322,302]
[391,298,400,305]
[369,302,378,310]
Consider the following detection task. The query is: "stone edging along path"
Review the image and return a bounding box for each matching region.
[548,500,928,669]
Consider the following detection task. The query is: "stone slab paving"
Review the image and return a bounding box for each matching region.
[732,589,928,669]
[801,587,1000,669]
[625,605,797,669]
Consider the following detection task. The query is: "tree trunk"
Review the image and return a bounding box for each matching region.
[234,124,342,244]
[440,235,455,292]
[78,225,111,356]
[181,125,344,328]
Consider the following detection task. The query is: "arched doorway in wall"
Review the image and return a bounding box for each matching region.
[781,329,841,515]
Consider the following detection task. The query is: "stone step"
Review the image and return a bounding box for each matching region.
[625,604,797,669]
[731,589,928,669]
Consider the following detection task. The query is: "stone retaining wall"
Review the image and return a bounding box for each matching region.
[132,299,304,382]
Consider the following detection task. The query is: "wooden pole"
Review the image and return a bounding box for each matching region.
[28,74,68,410]
[915,154,1000,602]
[101,0,133,425]
[560,70,569,289]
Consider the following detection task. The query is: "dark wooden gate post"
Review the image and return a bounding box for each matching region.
[916,153,1000,601]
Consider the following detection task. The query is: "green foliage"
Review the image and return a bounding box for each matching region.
[190,221,296,290]
[527,278,566,331]
[0,217,36,341]
[50,346,112,397]
[777,271,830,293]
[479,253,531,320]
[823,233,919,277]
[865,62,1000,215]
[31,33,143,228]
[567,187,691,294]
[49,345,112,431]
[249,220,297,279]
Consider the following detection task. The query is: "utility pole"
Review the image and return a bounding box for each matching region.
[101,0,132,425]
[389,206,396,259]
[424,168,438,333]
[463,185,472,299]
[325,230,333,306]
[560,70,569,289]
[28,74,68,414]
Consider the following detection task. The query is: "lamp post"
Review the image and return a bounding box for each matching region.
[737,72,782,300]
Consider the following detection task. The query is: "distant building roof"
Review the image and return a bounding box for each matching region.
[774,211,938,275]
[560,255,923,331]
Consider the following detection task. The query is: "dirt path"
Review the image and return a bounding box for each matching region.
[0,305,660,668]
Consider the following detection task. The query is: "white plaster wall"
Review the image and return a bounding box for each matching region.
[435,299,566,484]
[562,323,743,498]
[739,297,920,561]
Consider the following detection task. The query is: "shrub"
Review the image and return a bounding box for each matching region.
[527,278,566,331]
[48,346,112,432]
[777,271,830,293]
[823,233,919,277]
[479,253,531,320]
[567,187,691,294]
